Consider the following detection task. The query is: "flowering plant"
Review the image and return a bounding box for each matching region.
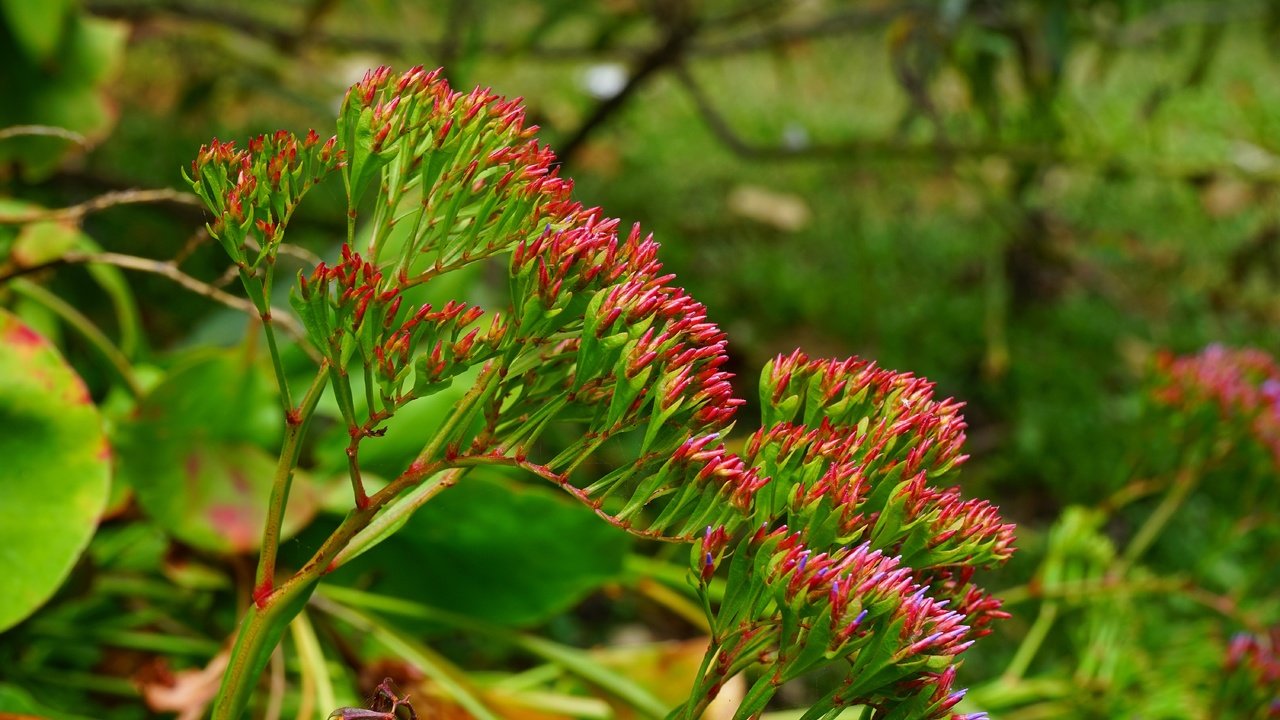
[1217,628,1280,718]
[187,66,1015,719]
[1152,344,1280,469]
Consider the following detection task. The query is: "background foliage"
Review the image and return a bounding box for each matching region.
[1,1,1278,718]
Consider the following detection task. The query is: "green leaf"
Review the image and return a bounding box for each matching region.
[0,309,110,632]
[9,219,82,267]
[0,682,97,720]
[114,350,317,553]
[0,13,126,179]
[326,470,632,627]
[734,674,779,720]
[0,0,70,63]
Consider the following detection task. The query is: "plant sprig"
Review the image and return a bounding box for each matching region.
[187,65,1016,720]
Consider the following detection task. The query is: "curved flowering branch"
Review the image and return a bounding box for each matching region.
[186,66,1016,720]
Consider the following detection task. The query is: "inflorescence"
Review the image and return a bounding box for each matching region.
[188,65,1016,720]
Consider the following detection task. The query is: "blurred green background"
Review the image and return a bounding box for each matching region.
[2,1,1278,718]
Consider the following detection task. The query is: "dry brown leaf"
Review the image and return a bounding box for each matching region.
[135,650,228,720]
[727,185,811,232]
[1200,176,1254,218]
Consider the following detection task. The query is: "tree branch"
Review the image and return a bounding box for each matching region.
[0,188,202,224]
[0,251,319,359]
[0,125,90,147]
[672,64,1280,184]
[557,0,699,164]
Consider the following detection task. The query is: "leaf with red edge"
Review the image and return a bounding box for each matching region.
[114,350,317,553]
[0,309,111,632]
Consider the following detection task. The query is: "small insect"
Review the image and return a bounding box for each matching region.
[328,678,418,720]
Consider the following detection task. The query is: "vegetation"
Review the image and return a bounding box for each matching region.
[0,2,1277,719]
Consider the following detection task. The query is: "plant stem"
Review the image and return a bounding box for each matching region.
[236,265,293,415]
[289,609,334,719]
[254,364,330,599]
[216,362,509,717]
[415,359,502,463]
[261,311,293,413]
[1002,600,1058,682]
[1119,464,1199,570]
[668,643,723,720]
[334,468,466,566]
[212,571,320,720]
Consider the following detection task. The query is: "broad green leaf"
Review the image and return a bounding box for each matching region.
[114,350,317,553]
[324,470,632,627]
[0,13,126,179]
[126,442,318,554]
[0,310,110,632]
[0,0,70,63]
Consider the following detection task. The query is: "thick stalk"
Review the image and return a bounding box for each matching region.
[212,571,320,720]
[213,456,457,719]
[215,360,508,717]
[253,365,330,599]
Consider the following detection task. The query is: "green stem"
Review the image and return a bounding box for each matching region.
[261,312,293,414]
[9,278,143,399]
[1002,600,1059,682]
[334,468,466,566]
[668,643,723,720]
[83,260,142,358]
[212,573,320,720]
[237,267,292,415]
[254,364,330,597]
[289,609,335,718]
[326,364,367,506]
[215,362,507,718]
[415,359,502,462]
[1119,465,1199,570]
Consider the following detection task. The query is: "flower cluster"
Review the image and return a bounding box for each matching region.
[189,66,1015,720]
[1152,344,1280,466]
[1217,629,1280,718]
[293,244,499,406]
[674,354,1014,719]
[188,129,340,266]
[336,65,580,273]
[687,525,997,720]
[495,215,747,538]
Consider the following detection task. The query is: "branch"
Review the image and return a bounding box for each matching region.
[689,3,926,58]
[0,125,90,147]
[673,64,1280,183]
[85,0,920,63]
[0,188,203,224]
[0,251,319,359]
[1110,0,1266,46]
[557,0,698,163]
